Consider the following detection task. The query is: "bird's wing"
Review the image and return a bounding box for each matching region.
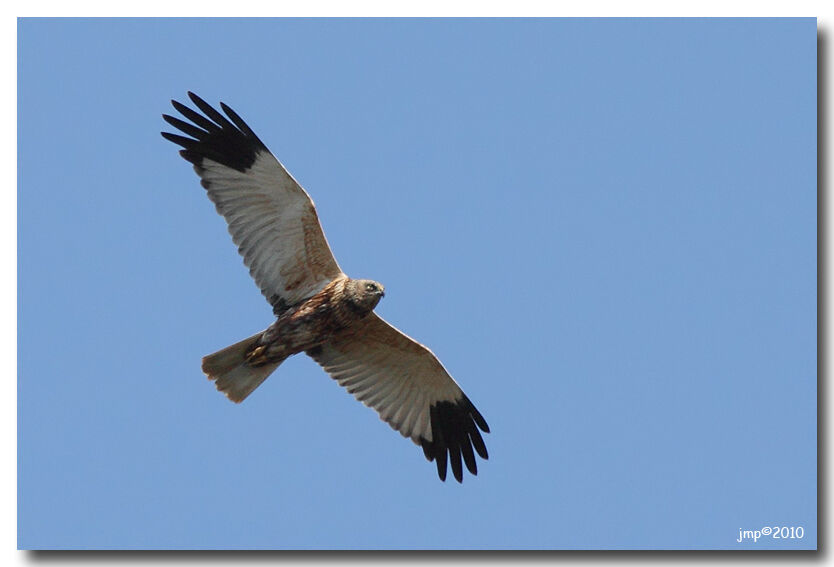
[162,92,343,314]
[306,312,489,482]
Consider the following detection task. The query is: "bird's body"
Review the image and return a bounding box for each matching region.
[248,276,383,365]
[162,93,489,482]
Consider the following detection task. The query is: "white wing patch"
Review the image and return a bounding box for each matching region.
[199,153,342,307]
[162,92,343,313]
[307,313,489,482]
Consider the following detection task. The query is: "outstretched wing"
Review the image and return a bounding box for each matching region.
[306,313,489,483]
[162,92,343,314]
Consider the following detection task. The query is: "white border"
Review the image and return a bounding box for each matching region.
[6,3,830,566]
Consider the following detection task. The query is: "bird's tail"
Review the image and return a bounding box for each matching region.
[201,333,286,403]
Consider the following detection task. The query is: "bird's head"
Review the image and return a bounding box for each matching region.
[346,278,386,313]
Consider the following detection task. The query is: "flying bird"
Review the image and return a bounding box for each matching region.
[161,92,489,482]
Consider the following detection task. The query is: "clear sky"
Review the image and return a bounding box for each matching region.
[17,18,816,550]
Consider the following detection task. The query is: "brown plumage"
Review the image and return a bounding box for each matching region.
[162,92,489,482]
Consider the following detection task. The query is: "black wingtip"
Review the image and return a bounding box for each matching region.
[160,131,194,148]
[186,90,205,106]
[180,149,203,166]
[420,396,489,483]
[162,92,268,173]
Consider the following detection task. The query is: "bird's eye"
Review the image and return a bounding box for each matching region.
[366,283,375,291]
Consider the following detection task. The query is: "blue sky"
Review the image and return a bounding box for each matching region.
[17,18,816,550]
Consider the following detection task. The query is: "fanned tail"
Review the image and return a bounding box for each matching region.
[201,333,285,403]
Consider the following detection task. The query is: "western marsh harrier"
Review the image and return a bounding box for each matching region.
[162,93,489,482]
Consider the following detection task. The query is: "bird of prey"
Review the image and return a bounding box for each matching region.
[161,92,489,482]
